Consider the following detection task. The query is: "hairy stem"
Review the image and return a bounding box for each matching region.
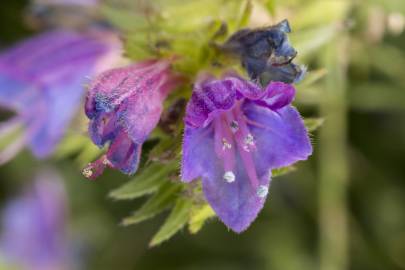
[319,34,350,270]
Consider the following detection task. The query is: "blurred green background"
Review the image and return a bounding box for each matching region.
[1,0,405,269]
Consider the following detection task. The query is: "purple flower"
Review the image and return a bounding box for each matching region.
[0,30,121,164]
[83,60,182,178]
[0,171,70,270]
[181,74,312,232]
[34,0,98,6]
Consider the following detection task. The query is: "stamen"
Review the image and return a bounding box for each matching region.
[256,185,269,198]
[82,167,93,178]
[244,133,255,146]
[223,171,236,183]
[214,117,236,173]
[82,155,109,180]
[230,104,260,188]
[222,138,232,150]
[242,133,256,152]
[230,120,239,133]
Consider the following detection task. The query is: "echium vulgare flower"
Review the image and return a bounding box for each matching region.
[222,20,306,85]
[0,30,120,164]
[0,171,70,270]
[181,73,312,232]
[83,60,181,179]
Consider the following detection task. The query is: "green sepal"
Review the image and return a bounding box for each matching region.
[304,118,325,132]
[272,166,297,178]
[121,181,182,226]
[109,161,178,200]
[188,203,216,234]
[149,197,193,247]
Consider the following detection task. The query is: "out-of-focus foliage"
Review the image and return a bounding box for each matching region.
[0,0,405,269]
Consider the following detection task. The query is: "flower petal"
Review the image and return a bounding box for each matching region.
[254,81,295,110]
[85,60,180,177]
[0,74,35,111]
[259,63,306,86]
[85,60,169,118]
[181,125,215,182]
[184,74,266,128]
[0,30,116,158]
[28,71,89,157]
[181,124,271,233]
[106,130,142,174]
[201,159,270,233]
[184,79,237,128]
[0,170,68,269]
[119,84,167,143]
[243,103,312,169]
[88,111,118,147]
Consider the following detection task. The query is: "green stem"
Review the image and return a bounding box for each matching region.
[319,35,349,270]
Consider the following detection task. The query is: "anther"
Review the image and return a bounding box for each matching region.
[222,138,232,150]
[230,120,239,133]
[82,166,93,178]
[257,185,268,198]
[223,171,236,183]
[244,133,255,146]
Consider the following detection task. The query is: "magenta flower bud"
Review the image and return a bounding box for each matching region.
[181,73,312,232]
[83,60,182,178]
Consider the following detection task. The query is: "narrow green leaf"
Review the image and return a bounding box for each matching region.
[101,2,152,32]
[369,45,405,84]
[188,204,216,234]
[75,142,104,166]
[263,0,276,15]
[272,166,297,178]
[149,197,193,247]
[109,161,178,200]
[304,118,325,132]
[295,85,323,106]
[291,25,337,58]
[124,32,159,60]
[350,83,405,112]
[235,0,253,29]
[121,182,182,226]
[157,0,222,33]
[292,0,350,30]
[299,69,328,87]
[148,134,182,162]
[0,120,23,151]
[369,0,405,14]
[54,133,88,159]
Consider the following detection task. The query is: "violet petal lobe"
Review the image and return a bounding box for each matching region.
[181,125,216,182]
[106,129,142,174]
[254,81,295,110]
[184,78,237,128]
[184,75,263,129]
[182,123,271,232]
[243,102,312,169]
